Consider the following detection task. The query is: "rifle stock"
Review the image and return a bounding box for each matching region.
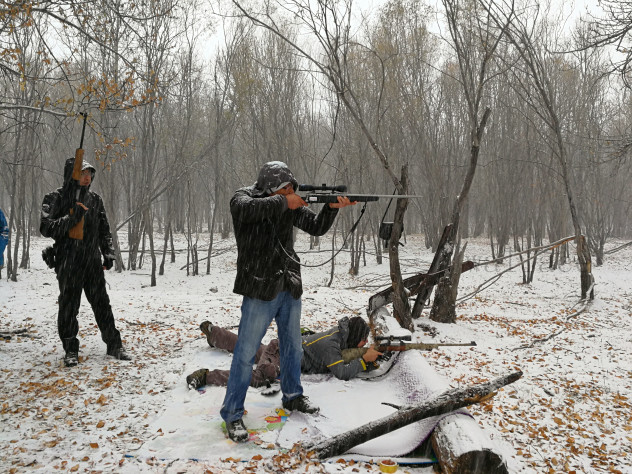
[68,113,88,240]
[341,341,476,364]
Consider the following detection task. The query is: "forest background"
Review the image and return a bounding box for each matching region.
[1,0,631,288]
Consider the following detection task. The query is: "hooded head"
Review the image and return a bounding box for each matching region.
[254,161,298,195]
[63,158,96,187]
[347,317,370,348]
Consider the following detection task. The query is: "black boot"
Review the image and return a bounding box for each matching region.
[282,395,319,414]
[107,347,132,361]
[199,321,214,344]
[64,351,79,367]
[226,418,249,443]
[186,368,209,390]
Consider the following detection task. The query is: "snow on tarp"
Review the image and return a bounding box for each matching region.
[137,340,469,463]
[135,348,284,462]
[277,350,470,458]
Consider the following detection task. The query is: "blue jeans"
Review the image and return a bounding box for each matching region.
[220,291,303,423]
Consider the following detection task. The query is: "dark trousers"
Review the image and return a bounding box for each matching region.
[57,264,122,354]
[205,326,280,388]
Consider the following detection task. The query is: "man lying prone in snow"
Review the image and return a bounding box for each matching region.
[186,316,382,390]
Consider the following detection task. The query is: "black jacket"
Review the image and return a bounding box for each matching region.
[40,158,115,275]
[231,162,338,301]
[301,317,367,380]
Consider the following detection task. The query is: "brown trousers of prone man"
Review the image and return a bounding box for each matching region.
[202,324,280,388]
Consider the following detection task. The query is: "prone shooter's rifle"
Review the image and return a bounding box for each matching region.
[341,335,476,364]
[68,112,88,240]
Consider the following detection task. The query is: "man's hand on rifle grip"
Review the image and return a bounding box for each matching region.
[362,345,383,363]
[286,193,307,210]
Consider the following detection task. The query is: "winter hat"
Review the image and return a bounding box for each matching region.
[347,317,370,348]
[62,158,96,184]
[255,161,298,195]
[81,160,96,173]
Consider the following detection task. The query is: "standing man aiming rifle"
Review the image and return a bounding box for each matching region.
[221,161,355,443]
[40,114,131,367]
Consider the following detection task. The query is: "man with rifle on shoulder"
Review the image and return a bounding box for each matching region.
[40,114,131,367]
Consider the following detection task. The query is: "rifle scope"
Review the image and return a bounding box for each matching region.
[376,335,412,343]
[298,184,347,192]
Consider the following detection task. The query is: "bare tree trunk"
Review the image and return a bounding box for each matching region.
[169,224,176,263]
[327,226,337,288]
[389,166,411,331]
[206,184,220,275]
[349,227,360,276]
[145,206,156,286]
[159,221,170,276]
[372,226,383,265]
[111,230,125,272]
[430,109,491,323]
[429,242,467,323]
[138,225,146,270]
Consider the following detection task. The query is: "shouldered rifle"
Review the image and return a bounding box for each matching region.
[341,335,476,363]
[298,184,425,204]
[68,112,88,240]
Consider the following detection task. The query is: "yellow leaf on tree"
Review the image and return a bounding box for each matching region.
[97,420,105,428]
[90,442,99,449]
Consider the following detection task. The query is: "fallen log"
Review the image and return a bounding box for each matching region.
[310,370,522,460]
[431,412,508,474]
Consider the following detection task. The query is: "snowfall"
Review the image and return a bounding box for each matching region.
[1,230,630,474]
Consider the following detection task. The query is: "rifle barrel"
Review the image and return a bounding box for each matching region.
[79,112,88,149]
[379,342,475,351]
[304,193,426,204]
[340,341,476,363]
[305,193,426,199]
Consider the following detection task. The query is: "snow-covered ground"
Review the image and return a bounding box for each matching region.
[1,232,630,473]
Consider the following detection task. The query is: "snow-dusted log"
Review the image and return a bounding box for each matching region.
[431,412,508,474]
[310,371,522,460]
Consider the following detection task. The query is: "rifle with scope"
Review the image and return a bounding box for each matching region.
[341,335,476,364]
[298,184,424,204]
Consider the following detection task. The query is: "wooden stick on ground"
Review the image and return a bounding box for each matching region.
[310,370,523,460]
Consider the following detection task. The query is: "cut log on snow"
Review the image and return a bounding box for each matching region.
[431,412,508,474]
[310,371,522,460]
